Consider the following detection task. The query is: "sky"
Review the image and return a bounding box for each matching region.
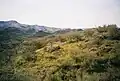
[0,0,120,28]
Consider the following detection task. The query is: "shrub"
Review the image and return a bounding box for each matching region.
[107,24,120,40]
[15,55,26,66]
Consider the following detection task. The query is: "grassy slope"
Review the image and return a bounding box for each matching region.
[1,25,120,81]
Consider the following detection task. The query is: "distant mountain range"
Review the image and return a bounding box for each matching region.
[0,20,61,34]
[0,20,83,41]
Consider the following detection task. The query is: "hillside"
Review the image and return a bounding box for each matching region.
[0,20,54,66]
[0,24,120,81]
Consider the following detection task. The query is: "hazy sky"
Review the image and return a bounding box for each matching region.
[0,0,120,28]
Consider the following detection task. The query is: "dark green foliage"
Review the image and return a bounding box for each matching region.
[33,31,51,37]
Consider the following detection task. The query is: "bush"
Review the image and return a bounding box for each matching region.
[107,25,120,40]
[15,55,26,66]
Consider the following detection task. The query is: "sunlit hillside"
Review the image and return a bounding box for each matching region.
[0,24,120,81]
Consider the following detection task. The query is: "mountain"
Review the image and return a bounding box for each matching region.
[0,20,61,33]
[1,20,120,81]
[1,24,120,81]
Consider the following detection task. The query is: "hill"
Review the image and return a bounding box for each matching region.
[0,24,120,81]
[0,20,57,66]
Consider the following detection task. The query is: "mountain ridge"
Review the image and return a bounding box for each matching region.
[0,20,61,33]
